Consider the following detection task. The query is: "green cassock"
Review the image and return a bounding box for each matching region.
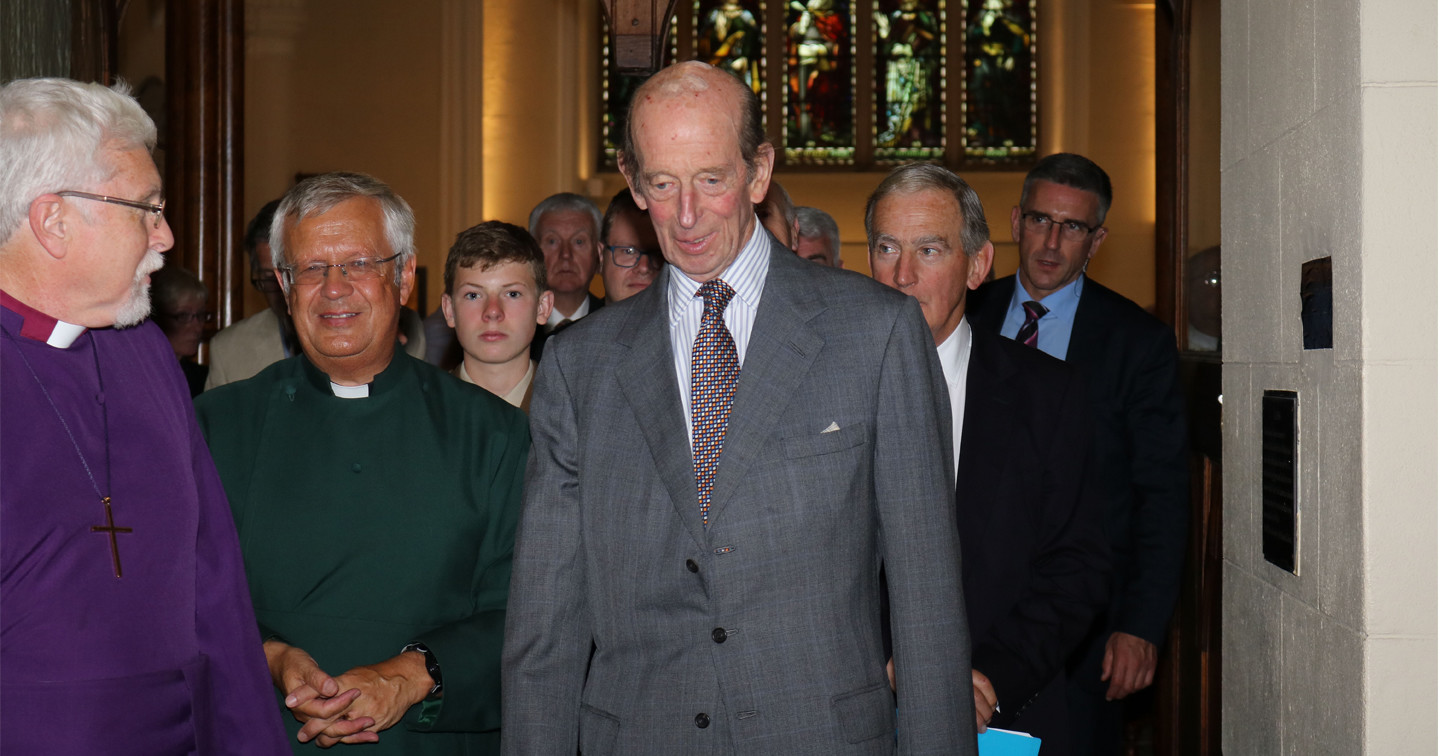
[195,351,528,755]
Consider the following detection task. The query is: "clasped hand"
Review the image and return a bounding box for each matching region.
[263,640,432,748]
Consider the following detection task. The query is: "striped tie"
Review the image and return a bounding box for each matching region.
[1016,300,1048,348]
[691,279,739,527]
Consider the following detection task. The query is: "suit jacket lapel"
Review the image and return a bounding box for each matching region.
[958,331,1016,536]
[1064,276,1106,369]
[705,247,824,530]
[614,270,708,548]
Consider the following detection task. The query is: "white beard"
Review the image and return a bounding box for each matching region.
[114,248,166,328]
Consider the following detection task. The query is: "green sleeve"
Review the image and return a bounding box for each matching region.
[404,407,530,733]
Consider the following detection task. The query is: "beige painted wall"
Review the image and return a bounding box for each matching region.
[245,0,445,314]
[1220,0,1437,751]
[241,0,1158,315]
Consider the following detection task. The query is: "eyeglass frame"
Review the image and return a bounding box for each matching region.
[1019,210,1101,242]
[604,245,663,269]
[278,252,403,286]
[56,190,166,229]
[158,310,216,325]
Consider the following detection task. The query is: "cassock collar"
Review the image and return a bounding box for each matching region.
[0,290,88,348]
[296,344,410,397]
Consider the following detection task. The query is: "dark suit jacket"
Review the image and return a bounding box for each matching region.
[503,242,975,755]
[969,276,1187,677]
[956,327,1109,749]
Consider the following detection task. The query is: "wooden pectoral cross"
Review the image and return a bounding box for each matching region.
[91,496,132,578]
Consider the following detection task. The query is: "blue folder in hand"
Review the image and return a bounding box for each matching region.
[977,727,1042,756]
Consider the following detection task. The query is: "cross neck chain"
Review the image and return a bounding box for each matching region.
[3,324,130,578]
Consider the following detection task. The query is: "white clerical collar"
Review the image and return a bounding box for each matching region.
[0,291,88,348]
[329,382,370,399]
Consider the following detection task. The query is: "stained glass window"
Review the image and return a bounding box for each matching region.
[962,0,1036,162]
[599,0,1039,171]
[785,0,855,165]
[602,14,679,166]
[873,0,945,162]
[694,1,766,95]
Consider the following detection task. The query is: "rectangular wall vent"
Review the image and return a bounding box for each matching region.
[1261,390,1299,574]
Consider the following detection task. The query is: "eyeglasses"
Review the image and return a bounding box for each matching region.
[605,245,662,269]
[279,253,402,286]
[1020,211,1099,242]
[251,274,283,293]
[160,310,215,324]
[56,190,166,229]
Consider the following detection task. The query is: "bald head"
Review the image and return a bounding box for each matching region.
[621,62,767,184]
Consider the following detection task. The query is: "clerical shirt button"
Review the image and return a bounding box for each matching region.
[351,463,362,473]
[711,627,727,643]
[685,559,699,573]
[694,712,710,729]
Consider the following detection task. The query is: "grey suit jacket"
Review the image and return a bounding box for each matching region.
[502,242,975,755]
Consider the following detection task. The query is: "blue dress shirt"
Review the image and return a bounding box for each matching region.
[999,274,1086,360]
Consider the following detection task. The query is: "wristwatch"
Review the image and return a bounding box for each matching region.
[401,642,444,701]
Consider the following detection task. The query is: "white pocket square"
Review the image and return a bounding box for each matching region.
[820,421,841,434]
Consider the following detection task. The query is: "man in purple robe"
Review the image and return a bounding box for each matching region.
[0,77,288,755]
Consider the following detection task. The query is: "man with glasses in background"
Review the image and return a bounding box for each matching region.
[0,77,287,754]
[599,188,661,303]
[968,153,1188,756]
[196,172,528,755]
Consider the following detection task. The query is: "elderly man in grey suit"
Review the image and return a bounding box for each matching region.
[502,61,974,756]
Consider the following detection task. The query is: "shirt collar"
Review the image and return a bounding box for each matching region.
[667,216,770,325]
[0,290,88,348]
[934,316,972,381]
[1011,273,1085,320]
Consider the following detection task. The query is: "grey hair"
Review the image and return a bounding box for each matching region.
[1020,152,1113,225]
[795,206,841,264]
[0,77,157,243]
[269,172,415,291]
[864,163,990,258]
[528,192,602,241]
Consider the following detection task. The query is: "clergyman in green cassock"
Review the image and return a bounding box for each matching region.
[194,173,527,754]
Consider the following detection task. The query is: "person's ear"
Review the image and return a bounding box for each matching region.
[29,195,70,259]
[1087,227,1108,260]
[397,254,418,305]
[747,144,776,205]
[535,290,555,325]
[441,292,456,328]
[968,241,995,290]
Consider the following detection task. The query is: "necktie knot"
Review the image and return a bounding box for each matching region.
[1017,300,1048,349]
[698,279,737,316]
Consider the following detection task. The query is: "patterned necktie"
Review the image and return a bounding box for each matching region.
[1016,300,1048,348]
[691,279,739,527]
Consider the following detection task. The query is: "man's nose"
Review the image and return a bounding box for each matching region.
[677,186,698,228]
[1044,220,1065,248]
[320,265,353,297]
[483,295,504,320]
[892,253,917,289]
[152,214,176,253]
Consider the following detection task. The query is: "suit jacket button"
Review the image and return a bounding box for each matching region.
[711,627,727,643]
[685,559,699,573]
[695,712,710,729]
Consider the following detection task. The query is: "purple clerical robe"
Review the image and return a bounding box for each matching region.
[1,293,288,755]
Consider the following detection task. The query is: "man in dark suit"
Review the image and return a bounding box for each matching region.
[968,153,1188,754]
[528,192,605,362]
[867,163,1109,754]
[502,62,974,755]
